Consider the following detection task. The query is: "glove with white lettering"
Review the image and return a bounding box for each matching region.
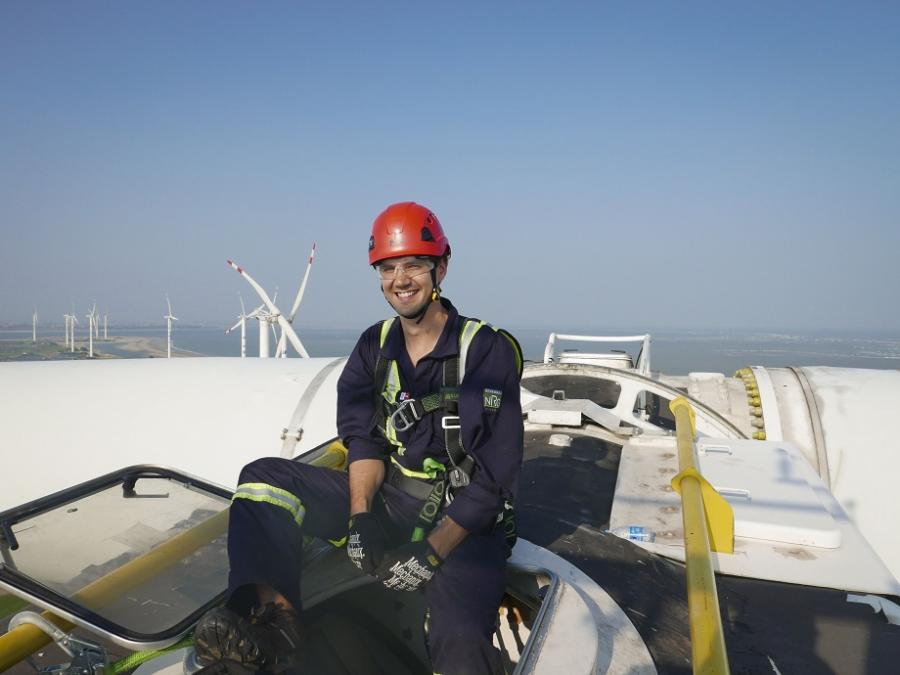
[347,513,387,576]
[375,541,442,592]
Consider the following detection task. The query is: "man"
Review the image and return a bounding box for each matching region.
[194,202,523,675]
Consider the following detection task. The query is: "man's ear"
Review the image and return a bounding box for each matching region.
[435,256,448,285]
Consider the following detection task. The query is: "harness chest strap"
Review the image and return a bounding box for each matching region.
[374,317,487,470]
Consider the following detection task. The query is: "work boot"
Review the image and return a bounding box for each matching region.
[193,603,302,671]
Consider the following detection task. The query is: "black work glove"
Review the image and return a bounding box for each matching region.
[375,541,442,592]
[347,512,387,575]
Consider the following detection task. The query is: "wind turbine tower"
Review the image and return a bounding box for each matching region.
[103,311,108,340]
[164,295,179,359]
[66,314,78,353]
[32,309,37,343]
[85,309,95,358]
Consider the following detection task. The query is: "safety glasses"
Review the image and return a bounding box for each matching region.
[374,258,435,281]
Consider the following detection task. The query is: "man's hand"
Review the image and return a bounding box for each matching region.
[375,541,442,592]
[347,512,387,576]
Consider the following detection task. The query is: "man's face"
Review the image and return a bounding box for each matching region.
[377,255,448,319]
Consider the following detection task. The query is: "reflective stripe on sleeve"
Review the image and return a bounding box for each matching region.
[233,482,306,527]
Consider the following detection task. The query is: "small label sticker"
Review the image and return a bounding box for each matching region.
[483,388,503,411]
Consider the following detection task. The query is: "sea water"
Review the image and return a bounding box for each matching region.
[2,326,899,375]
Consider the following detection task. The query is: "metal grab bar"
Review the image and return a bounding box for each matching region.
[669,397,733,675]
[543,333,651,376]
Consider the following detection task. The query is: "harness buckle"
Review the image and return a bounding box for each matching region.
[448,465,470,489]
[389,398,421,432]
[441,415,461,430]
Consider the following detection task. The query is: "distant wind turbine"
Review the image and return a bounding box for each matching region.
[32,309,37,343]
[164,295,178,359]
[275,242,316,359]
[226,260,309,358]
[225,294,249,358]
[103,310,108,340]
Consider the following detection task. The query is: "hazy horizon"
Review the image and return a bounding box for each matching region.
[2,3,898,332]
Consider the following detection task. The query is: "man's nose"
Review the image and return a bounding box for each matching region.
[393,265,413,281]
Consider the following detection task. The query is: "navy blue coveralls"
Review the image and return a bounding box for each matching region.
[226,299,523,675]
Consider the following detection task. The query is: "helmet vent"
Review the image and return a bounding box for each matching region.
[421,227,435,242]
[368,236,375,251]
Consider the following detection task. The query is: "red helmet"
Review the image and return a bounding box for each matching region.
[368,202,451,265]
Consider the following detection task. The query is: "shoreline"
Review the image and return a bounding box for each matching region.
[0,337,201,361]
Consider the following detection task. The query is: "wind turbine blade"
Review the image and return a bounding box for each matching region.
[225,318,243,334]
[276,315,309,358]
[239,293,246,317]
[227,260,281,316]
[276,242,316,358]
[166,295,173,316]
[245,304,265,320]
[287,242,316,323]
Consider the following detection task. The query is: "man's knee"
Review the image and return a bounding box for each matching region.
[238,457,299,486]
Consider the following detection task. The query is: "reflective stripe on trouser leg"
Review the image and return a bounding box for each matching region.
[227,457,354,612]
[233,482,306,526]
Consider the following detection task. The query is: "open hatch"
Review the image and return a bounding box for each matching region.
[0,466,232,651]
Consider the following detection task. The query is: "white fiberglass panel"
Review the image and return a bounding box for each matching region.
[0,358,342,511]
[801,367,900,585]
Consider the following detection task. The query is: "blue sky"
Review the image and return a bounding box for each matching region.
[1,2,898,332]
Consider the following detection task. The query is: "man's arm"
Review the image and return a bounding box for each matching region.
[444,329,524,535]
[349,458,386,515]
[338,326,391,472]
[426,515,468,559]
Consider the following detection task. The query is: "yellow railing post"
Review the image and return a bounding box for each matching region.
[669,396,732,675]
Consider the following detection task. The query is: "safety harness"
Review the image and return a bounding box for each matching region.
[373,317,523,544]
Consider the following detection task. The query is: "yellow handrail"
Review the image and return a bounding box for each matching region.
[0,441,349,671]
[669,397,732,675]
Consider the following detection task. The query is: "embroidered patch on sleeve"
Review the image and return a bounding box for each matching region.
[483,388,503,411]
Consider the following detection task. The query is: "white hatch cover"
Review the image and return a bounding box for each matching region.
[610,435,900,595]
[696,439,841,549]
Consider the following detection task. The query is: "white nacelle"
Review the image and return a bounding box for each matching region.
[754,366,900,585]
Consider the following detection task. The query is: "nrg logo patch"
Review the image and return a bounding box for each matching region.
[483,388,503,411]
